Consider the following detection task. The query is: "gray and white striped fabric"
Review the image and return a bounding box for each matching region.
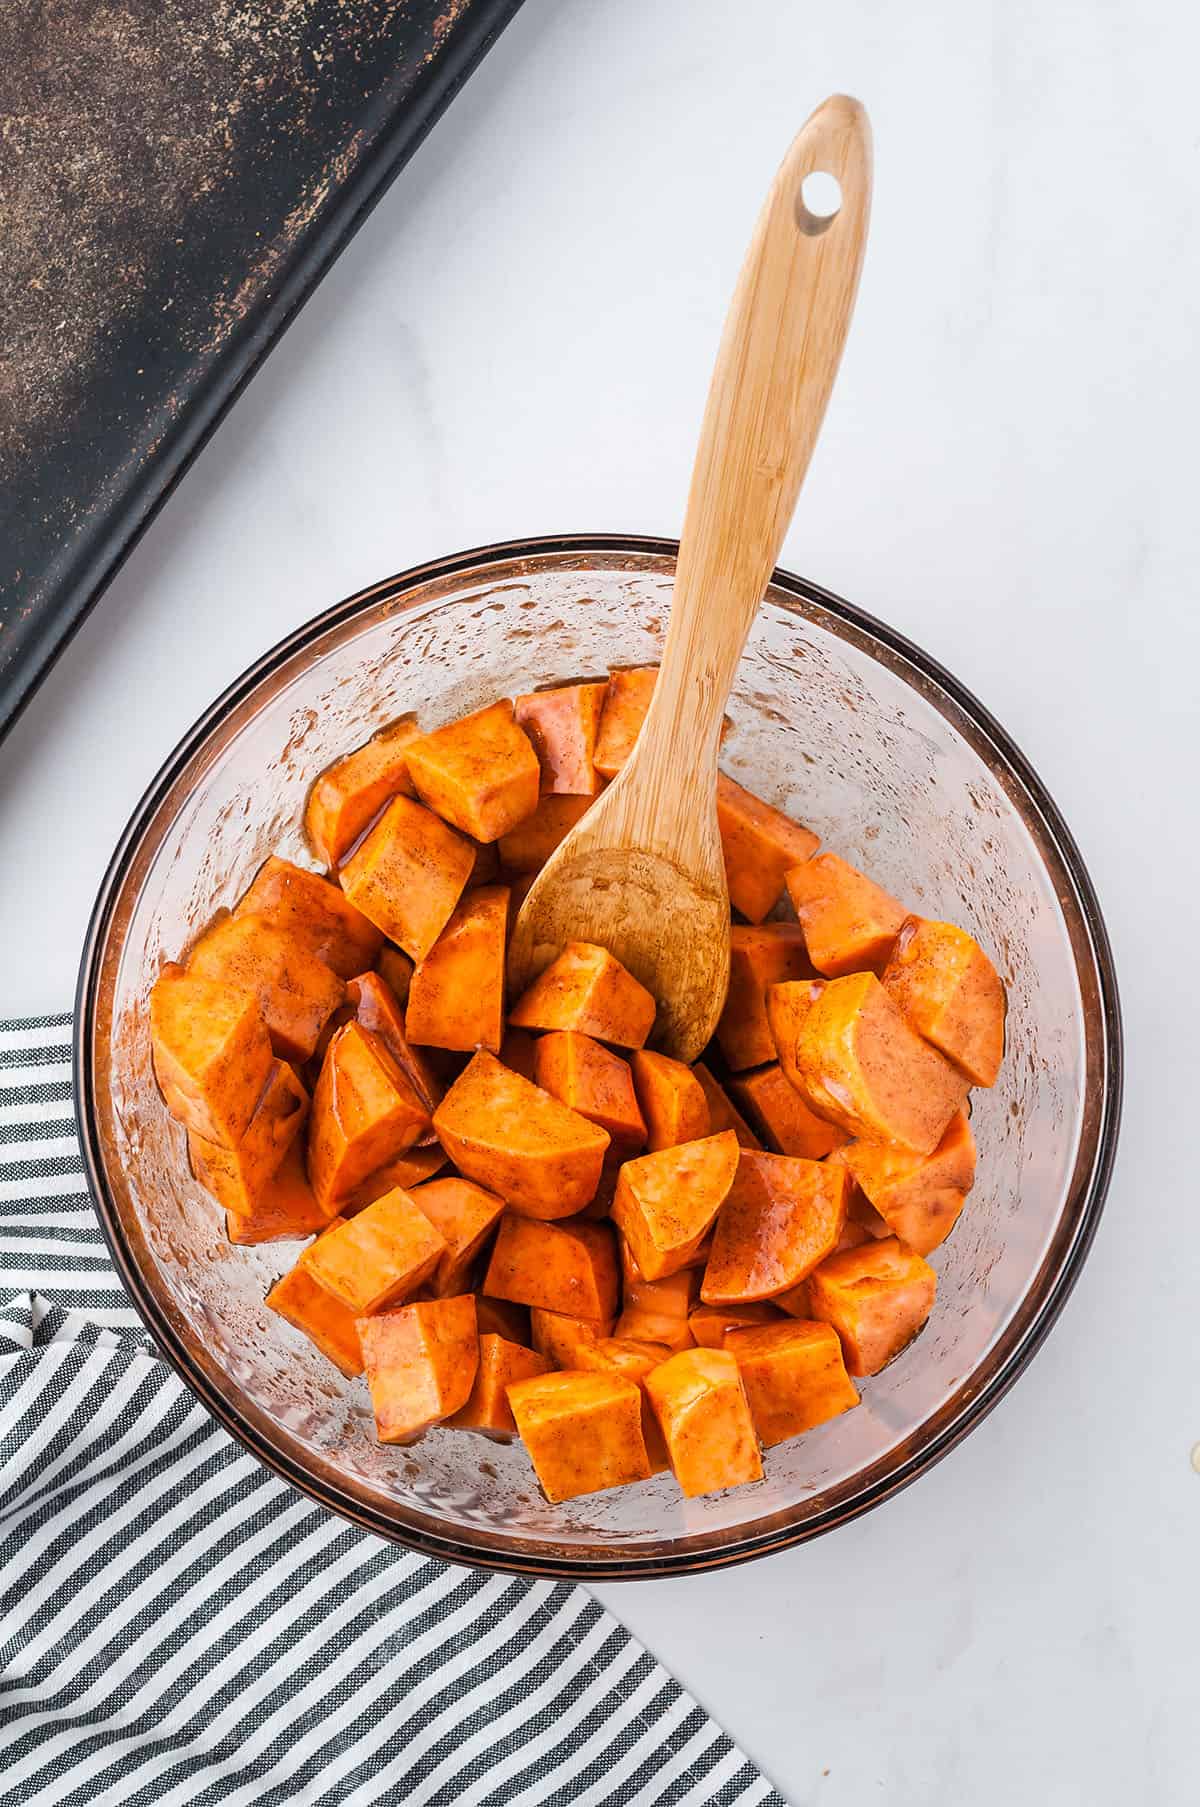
[0,1016,786,1807]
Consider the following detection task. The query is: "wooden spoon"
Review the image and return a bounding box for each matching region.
[508,95,873,1059]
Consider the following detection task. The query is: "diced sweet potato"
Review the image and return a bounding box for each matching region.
[359,1295,479,1441]
[187,914,345,1064]
[784,852,906,976]
[235,857,383,979]
[881,917,1006,1086]
[496,795,594,875]
[620,1252,702,1314]
[614,1304,696,1353]
[593,667,657,780]
[403,699,541,842]
[514,682,608,795]
[509,942,656,1049]
[376,945,414,1006]
[188,1060,309,1214]
[575,1338,671,1472]
[630,1050,710,1151]
[225,1141,330,1244]
[475,1296,532,1344]
[507,1370,652,1501]
[307,1022,431,1211]
[611,1130,739,1281]
[530,1308,614,1368]
[433,1051,609,1219]
[533,1031,646,1156]
[688,1302,784,1349]
[304,715,421,868]
[717,924,814,1071]
[838,1110,976,1254]
[702,1151,850,1304]
[408,1176,505,1295]
[728,1063,848,1159]
[483,1214,618,1320]
[405,885,509,1054]
[807,1237,937,1376]
[266,1223,364,1376]
[644,1348,762,1497]
[340,795,475,961]
[345,970,444,1119]
[341,1144,446,1214]
[766,973,970,1154]
[448,1334,550,1439]
[150,965,274,1147]
[304,1185,447,1314]
[691,1063,762,1149]
[726,1319,860,1445]
[498,1027,538,1081]
[773,1279,811,1319]
[716,774,820,923]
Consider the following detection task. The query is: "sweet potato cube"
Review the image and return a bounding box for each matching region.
[407,1176,505,1296]
[618,1264,700,1354]
[839,1110,976,1255]
[188,1059,309,1214]
[475,1296,532,1344]
[717,924,814,1071]
[433,1051,609,1219]
[507,1370,652,1501]
[614,1304,696,1353]
[530,1308,614,1368]
[691,1063,762,1149]
[187,914,345,1064]
[403,699,540,843]
[483,1214,618,1320]
[340,795,475,962]
[405,885,509,1054]
[496,795,594,875]
[235,857,383,979]
[514,681,608,795]
[150,965,274,1147]
[448,1334,550,1438]
[498,1027,538,1082]
[376,945,414,1006]
[509,942,656,1049]
[575,1338,671,1472]
[346,970,444,1118]
[702,1152,850,1305]
[767,973,970,1154]
[611,1130,739,1281]
[534,1031,646,1156]
[726,1320,860,1446]
[728,1063,848,1159]
[882,917,1006,1086]
[308,1022,431,1211]
[645,1349,762,1497]
[304,1185,447,1314]
[304,716,420,868]
[266,1226,364,1376]
[359,1296,479,1441]
[688,1302,784,1349]
[341,1144,446,1215]
[807,1237,937,1376]
[225,1141,330,1245]
[716,774,820,923]
[593,667,657,779]
[785,852,906,976]
[630,1050,710,1151]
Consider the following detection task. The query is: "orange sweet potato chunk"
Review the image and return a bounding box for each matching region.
[340,795,475,962]
[784,852,906,977]
[308,1022,431,1212]
[630,1050,710,1151]
[881,917,1006,1086]
[593,667,657,780]
[514,682,608,795]
[509,942,656,1050]
[530,1308,614,1368]
[728,1063,848,1159]
[408,1176,505,1295]
[341,1144,446,1215]
[345,970,444,1120]
[404,884,509,1055]
[702,1151,850,1305]
[614,1304,696,1353]
[304,1185,447,1314]
[611,1130,739,1281]
[376,945,414,1006]
[359,1295,479,1441]
[726,1319,860,1446]
[304,716,420,868]
[225,1141,330,1245]
[691,1063,762,1149]
[688,1302,784,1349]
[187,914,345,1065]
[533,1031,647,1156]
[448,1334,550,1438]
[717,924,814,1071]
[483,1214,618,1321]
[645,1348,762,1497]
[235,857,383,979]
[150,965,274,1147]
[403,699,541,843]
[839,1109,976,1255]
[767,973,970,1154]
[188,1060,309,1214]
[716,774,820,923]
[807,1236,937,1376]
[266,1224,364,1376]
[575,1338,671,1472]
[618,1264,700,1353]
[475,1296,532,1344]
[507,1370,652,1501]
[496,795,594,875]
[434,1051,610,1219]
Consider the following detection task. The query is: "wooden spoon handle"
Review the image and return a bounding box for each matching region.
[629,94,872,830]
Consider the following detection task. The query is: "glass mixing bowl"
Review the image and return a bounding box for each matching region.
[76,535,1121,1578]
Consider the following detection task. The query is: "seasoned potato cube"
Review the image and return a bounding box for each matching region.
[726,1319,859,1445]
[304,716,420,868]
[784,852,906,976]
[727,1062,848,1159]
[509,941,656,1049]
[533,1031,646,1156]
[514,681,608,795]
[630,1050,710,1151]
[612,1130,738,1282]
[345,970,443,1117]
[691,1063,762,1149]
[702,1151,849,1304]
[688,1302,784,1349]
[308,1022,431,1212]
[225,1141,330,1245]
[188,1060,309,1214]
[807,1237,937,1376]
[150,964,274,1147]
[614,1304,696,1353]
[407,1176,505,1296]
[575,1337,671,1472]
[234,856,382,979]
[717,923,813,1071]
[433,1051,609,1219]
[593,667,657,780]
[341,1144,446,1215]
[882,917,1006,1086]
[497,795,593,875]
[405,885,509,1054]
[359,1295,479,1441]
[530,1308,614,1368]
[376,945,414,1006]
[304,1186,447,1314]
[645,1349,762,1497]
[448,1334,550,1438]
[483,1215,618,1321]
[403,699,540,842]
[716,774,820,923]
[186,914,345,1064]
[340,795,475,961]
[838,1110,976,1255]
[266,1221,364,1375]
[507,1370,652,1501]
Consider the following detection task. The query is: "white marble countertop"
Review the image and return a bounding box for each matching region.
[2,1,1195,1799]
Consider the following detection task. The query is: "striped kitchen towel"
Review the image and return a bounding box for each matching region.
[0,1016,786,1807]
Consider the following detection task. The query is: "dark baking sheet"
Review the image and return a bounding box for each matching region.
[0,0,526,741]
